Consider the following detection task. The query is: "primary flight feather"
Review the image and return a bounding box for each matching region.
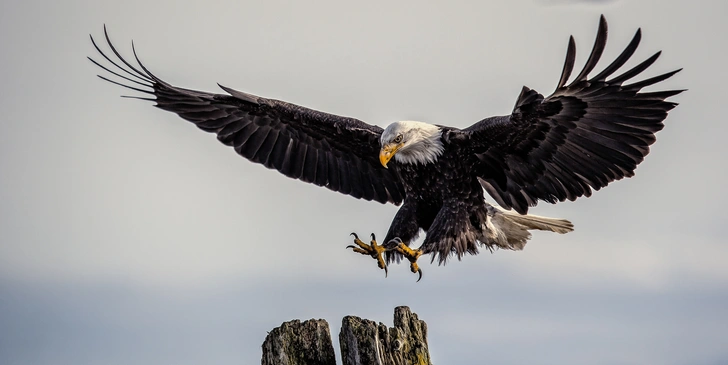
[89,15,682,280]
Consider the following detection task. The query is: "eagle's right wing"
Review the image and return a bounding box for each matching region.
[463,16,683,214]
[89,27,405,205]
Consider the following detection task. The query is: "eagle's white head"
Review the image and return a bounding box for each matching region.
[379,121,444,168]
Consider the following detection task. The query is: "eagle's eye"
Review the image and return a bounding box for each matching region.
[393,134,403,143]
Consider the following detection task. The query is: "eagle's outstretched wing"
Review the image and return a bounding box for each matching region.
[463,15,684,214]
[89,27,404,205]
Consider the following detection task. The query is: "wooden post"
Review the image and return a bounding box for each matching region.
[261,306,432,365]
[261,318,336,365]
[340,306,432,365]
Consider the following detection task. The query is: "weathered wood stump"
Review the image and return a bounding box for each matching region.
[261,306,432,365]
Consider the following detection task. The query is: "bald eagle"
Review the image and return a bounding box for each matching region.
[89,16,682,280]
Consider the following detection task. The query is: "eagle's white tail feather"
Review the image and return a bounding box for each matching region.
[484,204,574,251]
[500,210,574,234]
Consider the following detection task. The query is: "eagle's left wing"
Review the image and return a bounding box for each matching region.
[463,16,683,214]
[88,27,405,205]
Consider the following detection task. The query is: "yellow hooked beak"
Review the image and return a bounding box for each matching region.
[379,143,403,168]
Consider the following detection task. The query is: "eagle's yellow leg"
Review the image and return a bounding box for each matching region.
[390,239,424,282]
[347,233,388,277]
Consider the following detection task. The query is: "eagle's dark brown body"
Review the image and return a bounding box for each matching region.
[385,129,491,262]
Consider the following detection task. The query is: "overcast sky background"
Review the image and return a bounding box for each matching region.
[1,0,726,364]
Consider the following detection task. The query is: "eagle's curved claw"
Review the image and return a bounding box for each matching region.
[347,234,359,250]
[384,237,402,250]
[407,261,423,282]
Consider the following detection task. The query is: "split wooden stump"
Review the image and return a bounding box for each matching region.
[261,306,432,365]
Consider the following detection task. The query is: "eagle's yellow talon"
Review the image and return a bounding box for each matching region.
[392,240,424,282]
[348,232,388,276]
[349,235,423,281]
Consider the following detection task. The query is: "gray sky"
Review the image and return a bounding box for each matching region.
[1,0,727,364]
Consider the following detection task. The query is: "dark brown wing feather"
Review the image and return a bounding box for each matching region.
[89,26,404,205]
[464,15,684,214]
